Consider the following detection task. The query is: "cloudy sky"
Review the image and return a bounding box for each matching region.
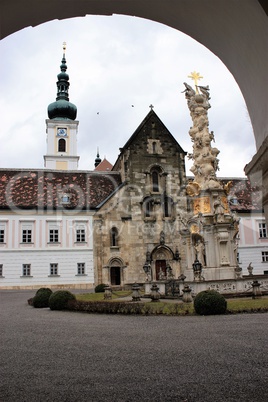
[0,14,255,177]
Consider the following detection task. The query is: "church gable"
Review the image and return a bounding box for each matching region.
[115,110,185,166]
[113,110,186,186]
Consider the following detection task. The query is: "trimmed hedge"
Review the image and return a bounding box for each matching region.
[32,288,53,308]
[49,290,76,311]
[68,299,145,315]
[94,283,107,293]
[194,290,227,315]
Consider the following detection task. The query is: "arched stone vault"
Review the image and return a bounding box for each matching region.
[1,0,268,219]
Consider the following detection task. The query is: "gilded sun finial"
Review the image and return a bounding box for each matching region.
[188,71,203,93]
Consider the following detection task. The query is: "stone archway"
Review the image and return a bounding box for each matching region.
[151,245,174,281]
[107,257,125,286]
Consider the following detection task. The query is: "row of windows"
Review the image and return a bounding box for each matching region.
[237,251,268,263]
[0,263,86,277]
[0,229,86,244]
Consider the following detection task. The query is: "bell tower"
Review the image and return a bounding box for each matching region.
[44,43,79,170]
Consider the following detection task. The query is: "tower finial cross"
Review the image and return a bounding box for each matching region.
[149,104,154,110]
[188,71,203,93]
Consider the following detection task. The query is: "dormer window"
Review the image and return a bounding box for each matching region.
[61,194,70,204]
[229,196,239,206]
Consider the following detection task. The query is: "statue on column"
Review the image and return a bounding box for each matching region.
[182,72,223,193]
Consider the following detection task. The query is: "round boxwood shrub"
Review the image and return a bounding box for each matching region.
[32,288,53,308]
[95,283,107,293]
[36,287,53,296]
[48,290,76,311]
[194,290,227,315]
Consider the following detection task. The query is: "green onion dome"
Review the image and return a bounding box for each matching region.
[48,44,77,120]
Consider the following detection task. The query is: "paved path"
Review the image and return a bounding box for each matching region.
[1,290,268,402]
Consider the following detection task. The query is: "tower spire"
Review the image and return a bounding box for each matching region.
[94,148,102,168]
[47,42,77,120]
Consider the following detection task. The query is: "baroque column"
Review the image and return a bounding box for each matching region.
[182,75,240,280]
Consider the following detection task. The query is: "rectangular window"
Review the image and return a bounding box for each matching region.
[76,229,85,242]
[22,264,31,276]
[49,229,59,243]
[50,263,58,275]
[259,223,267,238]
[77,263,85,275]
[261,251,268,262]
[0,264,3,276]
[22,229,32,243]
[0,229,4,243]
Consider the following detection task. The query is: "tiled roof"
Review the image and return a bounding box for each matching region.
[94,158,113,171]
[221,178,263,212]
[185,176,263,212]
[0,169,122,210]
[0,170,262,212]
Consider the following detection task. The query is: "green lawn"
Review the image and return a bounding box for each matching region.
[227,297,268,312]
[76,292,268,315]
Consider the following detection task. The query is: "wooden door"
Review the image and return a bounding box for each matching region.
[111,266,121,285]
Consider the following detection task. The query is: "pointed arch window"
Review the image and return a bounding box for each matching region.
[110,227,119,247]
[58,138,66,152]
[152,141,157,153]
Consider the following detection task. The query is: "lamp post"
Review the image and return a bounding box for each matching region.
[143,262,152,282]
[192,258,203,281]
[143,250,152,281]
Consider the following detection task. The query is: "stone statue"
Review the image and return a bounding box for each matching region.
[183,80,223,192]
[160,230,165,245]
[247,262,253,276]
[213,197,226,222]
[158,268,165,280]
[197,85,210,100]
[194,239,206,266]
[182,82,196,99]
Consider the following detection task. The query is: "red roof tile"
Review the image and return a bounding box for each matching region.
[0,169,122,210]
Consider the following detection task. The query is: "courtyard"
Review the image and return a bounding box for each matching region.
[0,289,268,402]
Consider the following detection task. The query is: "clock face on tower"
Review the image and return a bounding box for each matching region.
[57,127,67,137]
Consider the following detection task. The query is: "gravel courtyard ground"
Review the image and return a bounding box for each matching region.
[1,290,268,402]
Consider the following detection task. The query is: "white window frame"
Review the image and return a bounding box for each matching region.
[22,228,32,243]
[22,264,31,276]
[261,251,268,262]
[49,228,59,243]
[20,221,34,244]
[0,228,4,243]
[76,228,86,242]
[77,262,86,275]
[259,222,267,238]
[50,263,59,276]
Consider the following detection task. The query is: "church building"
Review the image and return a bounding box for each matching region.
[0,47,267,289]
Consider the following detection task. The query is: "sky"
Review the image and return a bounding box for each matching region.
[0,14,256,177]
